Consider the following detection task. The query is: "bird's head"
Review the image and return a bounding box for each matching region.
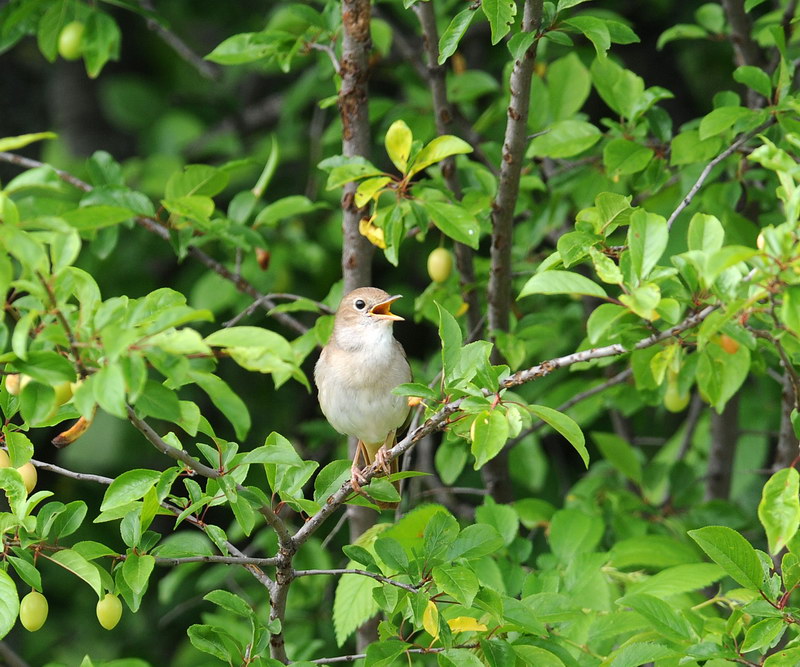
[335,288,404,331]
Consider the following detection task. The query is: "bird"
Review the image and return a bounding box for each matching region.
[314,287,412,508]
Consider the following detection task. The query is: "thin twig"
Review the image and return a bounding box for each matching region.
[307,41,340,73]
[137,0,221,80]
[293,568,423,593]
[223,293,332,328]
[666,117,776,228]
[309,645,478,664]
[153,554,279,567]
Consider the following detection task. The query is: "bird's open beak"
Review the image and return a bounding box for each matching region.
[370,295,404,321]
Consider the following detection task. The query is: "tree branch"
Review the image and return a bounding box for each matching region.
[153,554,279,567]
[136,0,222,81]
[666,117,776,228]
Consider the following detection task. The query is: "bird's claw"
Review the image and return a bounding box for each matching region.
[374,445,393,477]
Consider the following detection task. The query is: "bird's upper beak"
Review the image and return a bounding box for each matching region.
[369,295,404,321]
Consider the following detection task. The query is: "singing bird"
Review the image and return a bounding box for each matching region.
[314,287,411,505]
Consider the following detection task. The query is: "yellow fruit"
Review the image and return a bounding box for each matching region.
[0,450,9,468]
[96,594,123,630]
[19,591,48,632]
[664,381,690,413]
[757,232,765,250]
[427,248,453,283]
[53,382,73,406]
[5,374,31,396]
[58,21,85,60]
[17,462,37,494]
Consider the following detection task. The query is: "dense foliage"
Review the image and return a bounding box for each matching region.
[2,0,800,665]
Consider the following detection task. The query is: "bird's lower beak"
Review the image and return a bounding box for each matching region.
[370,295,404,321]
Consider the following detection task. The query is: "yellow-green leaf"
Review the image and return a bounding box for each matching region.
[385,120,412,173]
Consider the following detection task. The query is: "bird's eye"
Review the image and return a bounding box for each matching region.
[354,299,367,311]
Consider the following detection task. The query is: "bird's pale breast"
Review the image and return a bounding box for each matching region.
[315,338,411,445]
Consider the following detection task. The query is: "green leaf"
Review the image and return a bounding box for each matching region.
[101,469,161,511]
[333,569,380,646]
[763,647,800,667]
[0,132,57,152]
[734,65,771,99]
[604,642,674,667]
[433,564,479,607]
[588,246,623,284]
[696,341,750,412]
[699,106,752,140]
[83,11,121,78]
[48,549,103,598]
[529,404,588,467]
[187,624,235,661]
[375,537,409,572]
[313,460,352,504]
[758,468,800,555]
[741,618,785,653]
[592,432,642,484]
[603,139,653,177]
[547,53,591,121]
[409,135,473,176]
[481,0,516,45]
[470,410,509,469]
[93,363,127,418]
[447,524,504,560]
[366,640,409,667]
[687,213,724,252]
[564,15,611,57]
[424,200,480,249]
[61,205,134,231]
[165,164,229,199]
[627,209,668,281]
[325,160,385,190]
[0,570,19,639]
[385,120,412,173]
[549,508,603,559]
[528,120,601,158]
[122,552,155,596]
[190,371,251,440]
[519,270,607,299]
[619,283,661,321]
[619,593,693,641]
[438,648,485,667]
[253,195,324,228]
[423,511,460,559]
[204,590,255,618]
[438,8,476,65]
[688,525,764,590]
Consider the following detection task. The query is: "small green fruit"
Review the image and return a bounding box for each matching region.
[427,248,453,283]
[664,381,690,413]
[96,593,123,630]
[58,21,85,61]
[19,591,48,631]
[53,381,73,406]
[0,450,9,468]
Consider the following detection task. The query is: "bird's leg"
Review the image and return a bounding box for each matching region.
[350,439,370,493]
[373,430,396,477]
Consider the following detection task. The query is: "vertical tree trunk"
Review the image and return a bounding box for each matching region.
[484,0,543,503]
[705,394,740,501]
[338,0,378,651]
[774,372,799,469]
